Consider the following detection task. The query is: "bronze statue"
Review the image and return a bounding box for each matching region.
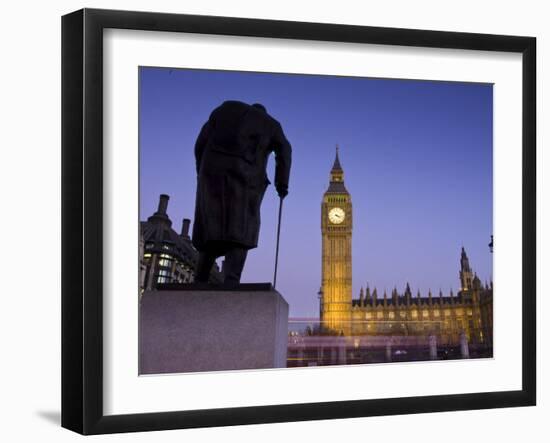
[192,101,292,285]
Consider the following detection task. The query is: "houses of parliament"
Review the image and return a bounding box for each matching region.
[319,147,493,349]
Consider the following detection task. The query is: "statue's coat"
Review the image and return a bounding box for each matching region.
[192,100,292,251]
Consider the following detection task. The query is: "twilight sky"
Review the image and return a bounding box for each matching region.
[139,66,493,317]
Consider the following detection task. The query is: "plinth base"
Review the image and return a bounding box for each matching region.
[139,288,289,374]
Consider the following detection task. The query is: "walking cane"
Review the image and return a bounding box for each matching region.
[273,196,283,289]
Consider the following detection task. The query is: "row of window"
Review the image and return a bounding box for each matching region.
[363,308,474,320]
[358,320,476,333]
[145,243,170,250]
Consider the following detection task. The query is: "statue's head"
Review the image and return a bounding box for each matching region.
[252,103,267,113]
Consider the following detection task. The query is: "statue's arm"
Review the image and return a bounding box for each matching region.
[272,122,292,195]
[194,120,211,174]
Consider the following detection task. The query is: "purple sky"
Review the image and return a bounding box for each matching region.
[139,67,493,317]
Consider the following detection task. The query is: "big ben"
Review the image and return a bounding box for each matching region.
[321,146,352,335]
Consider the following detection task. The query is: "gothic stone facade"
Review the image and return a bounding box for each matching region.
[350,277,493,347]
[320,148,493,349]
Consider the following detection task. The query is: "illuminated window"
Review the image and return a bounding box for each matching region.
[158,258,173,267]
[365,313,372,319]
[467,309,473,316]
[377,312,383,319]
[422,310,429,318]
[412,310,418,318]
[400,311,406,318]
[434,310,440,317]
[444,309,451,317]
[389,312,395,319]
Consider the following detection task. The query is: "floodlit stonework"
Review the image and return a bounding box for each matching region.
[318,148,493,349]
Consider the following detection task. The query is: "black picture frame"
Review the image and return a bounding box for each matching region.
[61,8,536,435]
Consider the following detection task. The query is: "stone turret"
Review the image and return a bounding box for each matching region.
[405,283,412,305]
[365,285,371,304]
[459,247,474,291]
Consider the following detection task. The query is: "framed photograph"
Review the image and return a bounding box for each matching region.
[62,8,536,435]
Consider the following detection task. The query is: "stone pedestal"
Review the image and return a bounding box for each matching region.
[139,285,289,374]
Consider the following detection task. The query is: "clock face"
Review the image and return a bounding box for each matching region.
[328,207,345,224]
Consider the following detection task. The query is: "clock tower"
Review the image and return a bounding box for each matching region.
[321,146,352,335]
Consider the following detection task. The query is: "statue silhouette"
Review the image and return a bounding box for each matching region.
[192,100,292,285]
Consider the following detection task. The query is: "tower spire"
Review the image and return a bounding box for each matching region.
[459,246,474,291]
[326,145,348,192]
[460,247,472,272]
[331,144,343,173]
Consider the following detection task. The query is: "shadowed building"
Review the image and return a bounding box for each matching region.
[140,194,223,292]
